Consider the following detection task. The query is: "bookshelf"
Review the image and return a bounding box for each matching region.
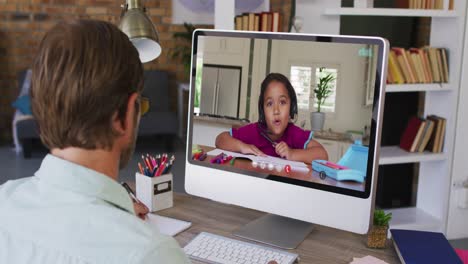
[379,146,447,165]
[384,207,443,233]
[386,83,451,92]
[213,0,467,238]
[324,8,459,17]
[293,0,466,238]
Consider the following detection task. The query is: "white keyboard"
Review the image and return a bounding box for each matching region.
[183,232,299,264]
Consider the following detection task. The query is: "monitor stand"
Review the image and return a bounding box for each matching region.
[232,214,314,249]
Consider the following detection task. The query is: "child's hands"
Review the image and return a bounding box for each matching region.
[275,141,293,159]
[240,143,266,156]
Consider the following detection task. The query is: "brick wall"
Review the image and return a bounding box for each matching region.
[0,0,291,143]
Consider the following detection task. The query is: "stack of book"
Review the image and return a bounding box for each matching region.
[399,115,446,153]
[234,12,282,32]
[396,0,454,9]
[387,47,449,84]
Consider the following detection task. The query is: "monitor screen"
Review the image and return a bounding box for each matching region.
[187,30,386,199]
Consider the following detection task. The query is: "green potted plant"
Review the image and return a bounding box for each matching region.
[310,67,335,131]
[171,22,197,79]
[367,209,392,248]
[171,22,201,109]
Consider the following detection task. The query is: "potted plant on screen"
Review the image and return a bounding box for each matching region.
[367,209,392,249]
[310,67,335,131]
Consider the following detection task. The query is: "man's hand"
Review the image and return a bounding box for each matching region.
[133,201,149,220]
[240,143,266,157]
[275,141,293,159]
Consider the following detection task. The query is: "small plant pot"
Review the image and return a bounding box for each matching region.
[367,225,388,249]
[310,112,325,131]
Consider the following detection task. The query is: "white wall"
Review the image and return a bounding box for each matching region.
[295,0,341,35]
[248,39,269,123]
[192,120,232,147]
[263,40,373,133]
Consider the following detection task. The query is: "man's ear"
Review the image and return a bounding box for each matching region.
[113,92,139,137]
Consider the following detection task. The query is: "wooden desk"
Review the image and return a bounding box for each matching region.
[194,145,365,192]
[158,193,399,264]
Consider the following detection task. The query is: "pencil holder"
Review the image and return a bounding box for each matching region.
[135,172,173,212]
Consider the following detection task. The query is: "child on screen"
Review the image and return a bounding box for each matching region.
[215,73,328,164]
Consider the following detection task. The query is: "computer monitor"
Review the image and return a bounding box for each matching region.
[185,29,388,249]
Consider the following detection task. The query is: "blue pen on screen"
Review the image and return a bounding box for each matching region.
[260,131,277,147]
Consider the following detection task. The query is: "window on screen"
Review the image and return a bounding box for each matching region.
[289,65,338,113]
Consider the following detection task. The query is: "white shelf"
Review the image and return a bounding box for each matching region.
[379,146,447,165]
[386,83,450,93]
[324,8,459,17]
[385,207,443,236]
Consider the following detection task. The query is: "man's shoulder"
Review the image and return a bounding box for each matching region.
[0,183,187,263]
[0,177,35,200]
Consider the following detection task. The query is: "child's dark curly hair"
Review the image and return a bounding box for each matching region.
[257,73,298,127]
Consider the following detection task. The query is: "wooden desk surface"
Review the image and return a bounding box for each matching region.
[158,193,400,264]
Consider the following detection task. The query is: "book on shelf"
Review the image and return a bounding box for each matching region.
[436,47,445,82]
[241,13,249,31]
[272,12,281,32]
[397,0,453,10]
[400,115,446,153]
[440,48,449,82]
[395,0,409,8]
[406,49,420,82]
[260,12,272,32]
[248,13,255,31]
[435,0,444,9]
[387,47,449,85]
[417,118,434,152]
[391,229,462,264]
[426,47,441,82]
[400,116,424,152]
[408,48,434,83]
[427,115,447,153]
[235,15,243,31]
[234,11,281,32]
[388,51,405,84]
[420,48,434,82]
[254,14,260,31]
[410,119,426,152]
[392,47,416,83]
[407,0,448,9]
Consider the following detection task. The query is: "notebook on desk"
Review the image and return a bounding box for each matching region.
[207,149,309,171]
[391,229,462,264]
[145,214,191,237]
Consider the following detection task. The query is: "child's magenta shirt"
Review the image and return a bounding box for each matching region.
[230,122,313,158]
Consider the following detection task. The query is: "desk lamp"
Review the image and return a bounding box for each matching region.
[119,0,161,63]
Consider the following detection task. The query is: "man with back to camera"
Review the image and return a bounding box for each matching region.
[0,19,190,263]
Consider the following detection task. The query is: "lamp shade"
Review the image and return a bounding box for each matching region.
[119,5,161,63]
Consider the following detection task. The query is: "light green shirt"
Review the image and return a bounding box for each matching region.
[0,154,190,264]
